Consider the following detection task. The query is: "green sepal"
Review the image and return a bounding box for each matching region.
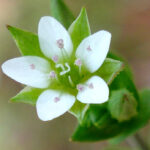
[50,0,75,29]
[68,8,91,51]
[11,86,44,105]
[108,89,138,122]
[69,101,89,124]
[7,25,45,58]
[96,58,124,84]
[108,53,139,102]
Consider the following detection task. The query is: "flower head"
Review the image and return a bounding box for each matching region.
[2,16,111,121]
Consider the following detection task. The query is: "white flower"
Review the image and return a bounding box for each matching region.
[2,16,111,121]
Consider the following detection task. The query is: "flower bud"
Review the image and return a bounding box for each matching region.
[108,89,138,122]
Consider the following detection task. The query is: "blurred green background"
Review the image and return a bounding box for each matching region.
[0,0,150,149]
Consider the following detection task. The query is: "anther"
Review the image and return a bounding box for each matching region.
[49,71,56,79]
[52,55,59,63]
[74,58,82,66]
[87,45,92,51]
[54,97,60,103]
[30,64,35,70]
[88,83,94,89]
[57,39,64,49]
[77,84,84,91]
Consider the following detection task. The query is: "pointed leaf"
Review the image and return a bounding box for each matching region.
[50,0,75,29]
[96,58,124,84]
[11,86,44,105]
[7,25,45,57]
[68,8,91,51]
[108,53,139,102]
[69,100,89,123]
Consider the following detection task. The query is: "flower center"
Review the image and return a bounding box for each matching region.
[56,63,70,76]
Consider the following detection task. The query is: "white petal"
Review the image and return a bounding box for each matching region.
[36,90,75,121]
[1,56,51,88]
[76,30,111,73]
[38,16,73,62]
[77,76,109,104]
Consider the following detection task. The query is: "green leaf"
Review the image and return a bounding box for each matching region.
[71,104,124,142]
[68,8,91,51]
[110,89,150,144]
[96,58,124,85]
[7,25,45,57]
[108,89,138,122]
[71,89,150,142]
[110,70,139,102]
[50,0,75,29]
[69,100,89,123]
[11,86,44,105]
[108,52,139,102]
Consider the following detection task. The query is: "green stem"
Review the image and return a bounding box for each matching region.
[134,133,149,150]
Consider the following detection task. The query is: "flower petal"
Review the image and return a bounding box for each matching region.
[1,56,51,88]
[36,90,75,121]
[77,76,109,104]
[76,30,111,73]
[38,16,73,62]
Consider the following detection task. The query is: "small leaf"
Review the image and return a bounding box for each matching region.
[11,86,44,105]
[69,100,89,123]
[96,58,124,84]
[50,0,75,29]
[68,8,91,52]
[7,25,45,58]
[108,89,138,122]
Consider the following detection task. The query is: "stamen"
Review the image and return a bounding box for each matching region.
[77,84,84,91]
[52,55,59,63]
[74,58,82,66]
[54,97,60,103]
[88,83,94,89]
[30,64,35,70]
[87,45,92,51]
[68,76,74,87]
[57,39,64,49]
[49,71,56,79]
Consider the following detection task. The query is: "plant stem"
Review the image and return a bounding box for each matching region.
[134,133,149,150]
